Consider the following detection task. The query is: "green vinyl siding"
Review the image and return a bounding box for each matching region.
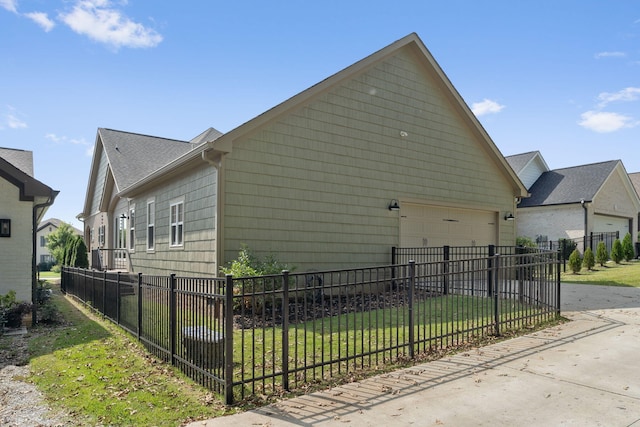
[223,49,515,271]
[129,163,217,277]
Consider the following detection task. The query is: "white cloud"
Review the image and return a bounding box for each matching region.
[597,87,640,107]
[471,99,505,116]
[25,11,55,32]
[6,114,27,129]
[578,111,637,133]
[46,133,92,155]
[59,0,163,50]
[45,133,63,142]
[0,0,17,13]
[594,51,626,59]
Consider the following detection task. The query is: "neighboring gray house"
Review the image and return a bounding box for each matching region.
[80,33,528,276]
[0,147,58,302]
[506,151,640,251]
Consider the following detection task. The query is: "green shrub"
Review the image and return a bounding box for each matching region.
[622,232,634,261]
[0,291,31,329]
[220,245,294,311]
[558,238,577,260]
[583,247,595,270]
[611,239,623,264]
[596,241,609,266]
[516,236,536,248]
[568,249,582,274]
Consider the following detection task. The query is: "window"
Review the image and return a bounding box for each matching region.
[147,200,155,251]
[170,201,184,247]
[129,208,135,251]
[40,236,46,247]
[98,225,105,247]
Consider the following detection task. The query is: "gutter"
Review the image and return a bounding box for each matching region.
[32,189,58,325]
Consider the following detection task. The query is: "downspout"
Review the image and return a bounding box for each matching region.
[202,149,225,276]
[581,199,588,251]
[32,190,57,325]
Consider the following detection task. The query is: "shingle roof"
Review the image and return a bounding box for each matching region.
[190,127,224,145]
[98,128,197,192]
[0,147,34,176]
[37,218,82,235]
[505,151,539,175]
[519,160,619,207]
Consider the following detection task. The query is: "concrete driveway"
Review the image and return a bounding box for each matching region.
[188,283,640,426]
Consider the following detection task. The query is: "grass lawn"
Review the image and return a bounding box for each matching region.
[38,271,61,280]
[24,285,233,426]
[560,259,640,287]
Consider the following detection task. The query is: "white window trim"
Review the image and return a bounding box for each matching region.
[169,198,185,248]
[147,199,155,252]
[129,207,135,252]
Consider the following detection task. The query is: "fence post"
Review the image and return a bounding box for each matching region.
[408,260,415,359]
[556,250,562,316]
[116,271,121,324]
[281,270,290,392]
[443,246,449,295]
[487,245,495,297]
[391,246,397,265]
[493,254,501,336]
[137,273,143,340]
[169,274,176,367]
[224,274,235,405]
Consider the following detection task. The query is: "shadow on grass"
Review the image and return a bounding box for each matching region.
[28,283,111,360]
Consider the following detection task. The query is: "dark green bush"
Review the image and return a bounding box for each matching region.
[622,233,634,261]
[611,239,623,264]
[0,291,31,329]
[558,238,577,260]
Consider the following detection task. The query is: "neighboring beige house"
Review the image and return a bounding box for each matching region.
[506,151,640,251]
[0,147,58,302]
[36,218,82,267]
[80,33,527,276]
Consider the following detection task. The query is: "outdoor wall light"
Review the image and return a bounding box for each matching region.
[504,212,515,221]
[0,219,10,237]
[120,213,129,220]
[388,200,400,211]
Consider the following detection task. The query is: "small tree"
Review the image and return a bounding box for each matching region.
[622,232,634,261]
[45,222,76,265]
[611,239,623,264]
[568,249,582,274]
[596,241,609,266]
[583,247,595,271]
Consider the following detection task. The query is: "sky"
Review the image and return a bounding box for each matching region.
[1,1,639,227]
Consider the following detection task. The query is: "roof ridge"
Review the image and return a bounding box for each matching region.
[99,128,192,144]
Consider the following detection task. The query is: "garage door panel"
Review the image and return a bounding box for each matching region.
[400,204,496,247]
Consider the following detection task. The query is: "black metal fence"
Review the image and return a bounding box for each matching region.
[61,247,560,405]
[534,231,620,254]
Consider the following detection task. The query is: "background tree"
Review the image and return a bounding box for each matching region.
[568,249,582,274]
[595,241,609,266]
[46,222,76,265]
[622,232,634,261]
[583,247,595,271]
[611,239,623,264]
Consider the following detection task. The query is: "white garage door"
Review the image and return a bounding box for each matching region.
[592,214,629,236]
[400,204,497,247]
